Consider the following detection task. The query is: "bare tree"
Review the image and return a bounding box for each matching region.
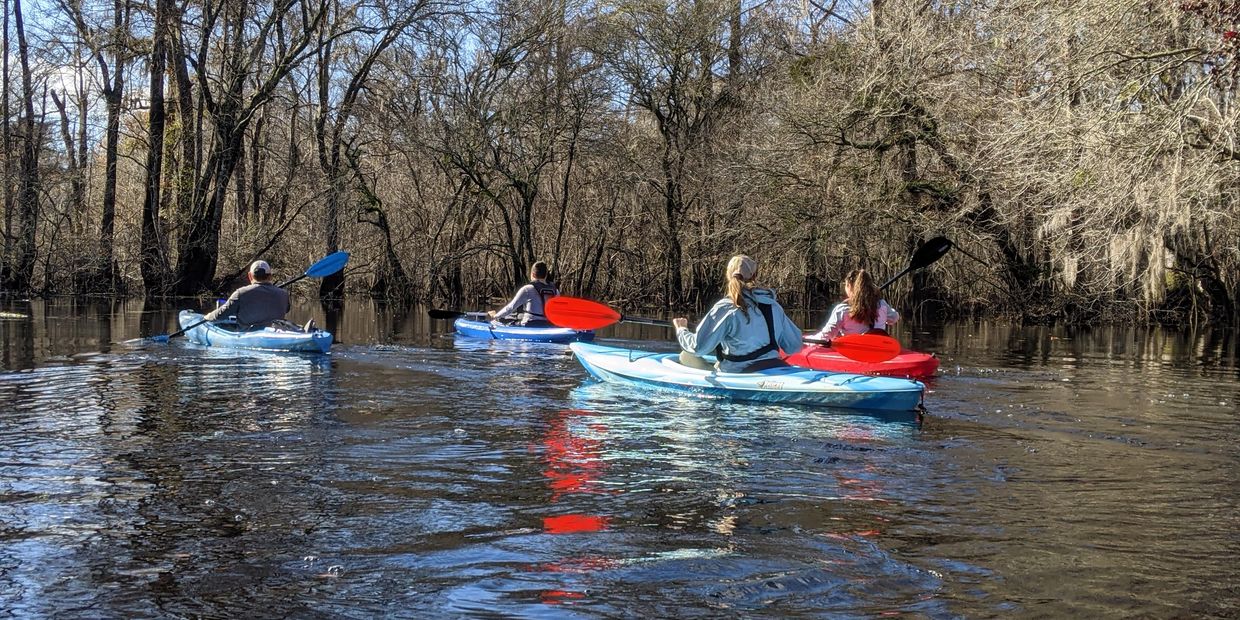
[138,0,173,294]
[313,0,440,299]
[592,0,750,306]
[2,0,11,279]
[171,0,329,294]
[56,0,133,290]
[7,0,40,292]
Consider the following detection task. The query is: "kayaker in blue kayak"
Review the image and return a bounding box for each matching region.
[672,255,803,372]
[204,260,292,328]
[488,261,559,326]
[808,268,900,340]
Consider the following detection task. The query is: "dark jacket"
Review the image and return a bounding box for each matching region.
[204,283,290,327]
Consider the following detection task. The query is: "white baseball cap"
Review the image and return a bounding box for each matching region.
[727,255,757,281]
[249,260,271,277]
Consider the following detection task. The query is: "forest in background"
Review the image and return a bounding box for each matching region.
[0,0,1236,324]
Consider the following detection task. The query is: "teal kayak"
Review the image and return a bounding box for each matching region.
[569,342,924,411]
[177,310,332,353]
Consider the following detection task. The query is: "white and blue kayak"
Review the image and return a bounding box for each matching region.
[569,342,924,411]
[177,310,333,353]
[453,314,593,343]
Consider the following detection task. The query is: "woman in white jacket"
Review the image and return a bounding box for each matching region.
[672,255,803,373]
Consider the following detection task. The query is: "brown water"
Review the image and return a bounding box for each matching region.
[1,298,1237,617]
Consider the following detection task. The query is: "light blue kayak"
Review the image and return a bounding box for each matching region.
[454,314,593,343]
[569,342,924,411]
[177,310,332,353]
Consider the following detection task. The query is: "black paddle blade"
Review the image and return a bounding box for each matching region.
[909,236,953,270]
[428,309,466,320]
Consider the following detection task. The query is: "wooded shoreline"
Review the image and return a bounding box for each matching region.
[1,0,1236,325]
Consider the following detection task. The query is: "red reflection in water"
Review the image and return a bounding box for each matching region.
[830,426,890,538]
[541,589,586,605]
[543,514,609,534]
[537,410,615,605]
[543,409,606,500]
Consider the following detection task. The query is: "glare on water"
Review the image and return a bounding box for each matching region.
[0,299,1236,617]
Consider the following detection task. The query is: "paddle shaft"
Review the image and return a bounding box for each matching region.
[428,309,466,319]
[622,315,671,327]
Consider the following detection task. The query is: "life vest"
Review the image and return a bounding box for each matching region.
[715,301,779,363]
[532,281,558,306]
[520,280,560,324]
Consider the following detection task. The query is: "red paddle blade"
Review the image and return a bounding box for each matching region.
[830,333,902,363]
[545,296,621,330]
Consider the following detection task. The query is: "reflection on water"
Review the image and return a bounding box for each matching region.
[0,299,1236,616]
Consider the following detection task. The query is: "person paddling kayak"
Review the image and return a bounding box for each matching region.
[672,255,803,372]
[204,260,293,329]
[808,268,900,340]
[489,261,559,327]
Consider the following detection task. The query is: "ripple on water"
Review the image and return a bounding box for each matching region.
[1,317,1238,617]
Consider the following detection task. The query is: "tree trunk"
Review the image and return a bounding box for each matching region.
[140,0,171,295]
[97,0,130,290]
[50,90,83,238]
[10,0,40,292]
[662,172,684,306]
[317,177,344,298]
[249,112,264,218]
[3,0,12,285]
[76,55,88,236]
[551,118,580,281]
[233,134,248,223]
[169,16,197,273]
[315,23,346,299]
[98,88,122,286]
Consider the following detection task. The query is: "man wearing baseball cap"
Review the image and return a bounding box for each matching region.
[204,259,291,328]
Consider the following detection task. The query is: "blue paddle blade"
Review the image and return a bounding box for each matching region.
[305,251,349,278]
[149,334,171,343]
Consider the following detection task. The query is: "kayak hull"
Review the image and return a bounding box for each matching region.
[454,316,594,343]
[570,342,924,411]
[785,344,940,379]
[177,310,332,353]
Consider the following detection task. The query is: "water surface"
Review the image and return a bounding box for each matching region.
[0,299,1236,617]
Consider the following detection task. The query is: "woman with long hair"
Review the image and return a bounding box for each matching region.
[672,255,803,373]
[809,268,900,340]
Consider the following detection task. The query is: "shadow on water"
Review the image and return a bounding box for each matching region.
[0,298,1237,616]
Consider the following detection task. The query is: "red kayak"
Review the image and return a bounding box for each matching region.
[785,343,940,379]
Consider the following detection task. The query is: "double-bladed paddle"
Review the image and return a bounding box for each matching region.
[543,296,895,363]
[545,237,953,364]
[146,251,350,344]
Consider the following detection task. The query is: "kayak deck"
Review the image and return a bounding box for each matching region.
[177,310,332,353]
[570,342,924,411]
[454,315,593,343]
[785,343,940,379]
